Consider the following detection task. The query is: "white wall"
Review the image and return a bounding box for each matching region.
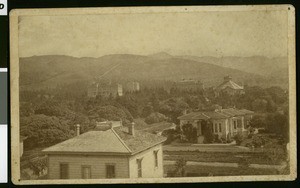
[212,119,228,139]
[128,144,164,178]
[47,154,129,179]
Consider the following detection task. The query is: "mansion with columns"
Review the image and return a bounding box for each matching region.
[178,108,254,143]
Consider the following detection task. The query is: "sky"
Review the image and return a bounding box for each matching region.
[18,10,288,58]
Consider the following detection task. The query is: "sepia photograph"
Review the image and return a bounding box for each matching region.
[10,5,296,184]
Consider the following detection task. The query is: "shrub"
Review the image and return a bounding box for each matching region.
[145,112,167,124]
[234,133,245,145]
[203,124,214,144]
[173,157,187,177]
[162,129,180,144]
[181,123,198,143]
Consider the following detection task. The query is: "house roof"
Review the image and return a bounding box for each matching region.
[221,108,246,116]
[114,126,166,154]
[178,112,210,120]
[178,108,254,120]
[239,109,255,115]
[217,80,244,90]
[43,126,166,155]
[203,111,230,119]
[178,111,229,120]
[140,121,177,134]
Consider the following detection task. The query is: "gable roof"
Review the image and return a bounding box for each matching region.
[217,80,243,90]
[43,126,166,155]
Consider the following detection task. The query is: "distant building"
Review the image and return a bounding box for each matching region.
[174,78,204,91]
[125,81,140,93]
[178,107,254,143]
[43,122,166,179]
[215,76,244,96]
[87,82,99,98]
[87,82,123,98]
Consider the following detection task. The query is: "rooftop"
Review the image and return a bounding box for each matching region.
[43,125,166,155]
[178,108,254,120]
[140,121,177,134]
[217,78,244,90]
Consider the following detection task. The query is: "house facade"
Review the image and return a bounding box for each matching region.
[42,122,166,179]
[178,108,254,143]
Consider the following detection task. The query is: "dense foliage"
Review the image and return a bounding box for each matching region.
[20,82,289,150]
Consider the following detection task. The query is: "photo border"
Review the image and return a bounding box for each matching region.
[9,5,297,185]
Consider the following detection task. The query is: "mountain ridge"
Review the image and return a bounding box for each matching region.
[19,53,288,90]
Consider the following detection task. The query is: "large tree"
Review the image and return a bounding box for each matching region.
[20,114,72,149]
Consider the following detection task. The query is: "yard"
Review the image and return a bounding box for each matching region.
[163,132,289,177]
[164,150,286,165]
[164,163,283,177]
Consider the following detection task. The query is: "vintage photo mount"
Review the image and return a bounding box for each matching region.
[9,5,296,185]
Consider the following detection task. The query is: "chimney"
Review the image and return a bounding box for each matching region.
[75,124,80,136]
[128,122,135,136]
[224,75,232,82]
[183,109,187,115]
[214,105,222,112]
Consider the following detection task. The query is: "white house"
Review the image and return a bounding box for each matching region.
[42,122,166,179]
[178,108,254,143]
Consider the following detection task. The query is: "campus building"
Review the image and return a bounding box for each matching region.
[87,82,123,98]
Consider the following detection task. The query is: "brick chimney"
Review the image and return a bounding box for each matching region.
[75,124,80,136]
[128,122,135,136]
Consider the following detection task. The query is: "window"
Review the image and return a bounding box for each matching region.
[137,158,143,178]
[219,123,222,132]
[214,123,218,133]
[106,164,116,178]
[81,165,91,179]
[60,163,69,179]
[154,150,159,168]
[234,121,237,129]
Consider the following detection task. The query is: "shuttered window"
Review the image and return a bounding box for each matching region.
[219,123,222,132]
[106,164,116,178]
[81,165,91,179]
[60,163,69,179]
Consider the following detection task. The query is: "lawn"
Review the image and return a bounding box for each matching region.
[164,150,286,165]
[164,164,281,177]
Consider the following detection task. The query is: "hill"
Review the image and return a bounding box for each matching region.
[19,53,287,90]
[178,55,288,84]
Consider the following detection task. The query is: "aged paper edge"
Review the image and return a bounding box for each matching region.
[10,5,297,185]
